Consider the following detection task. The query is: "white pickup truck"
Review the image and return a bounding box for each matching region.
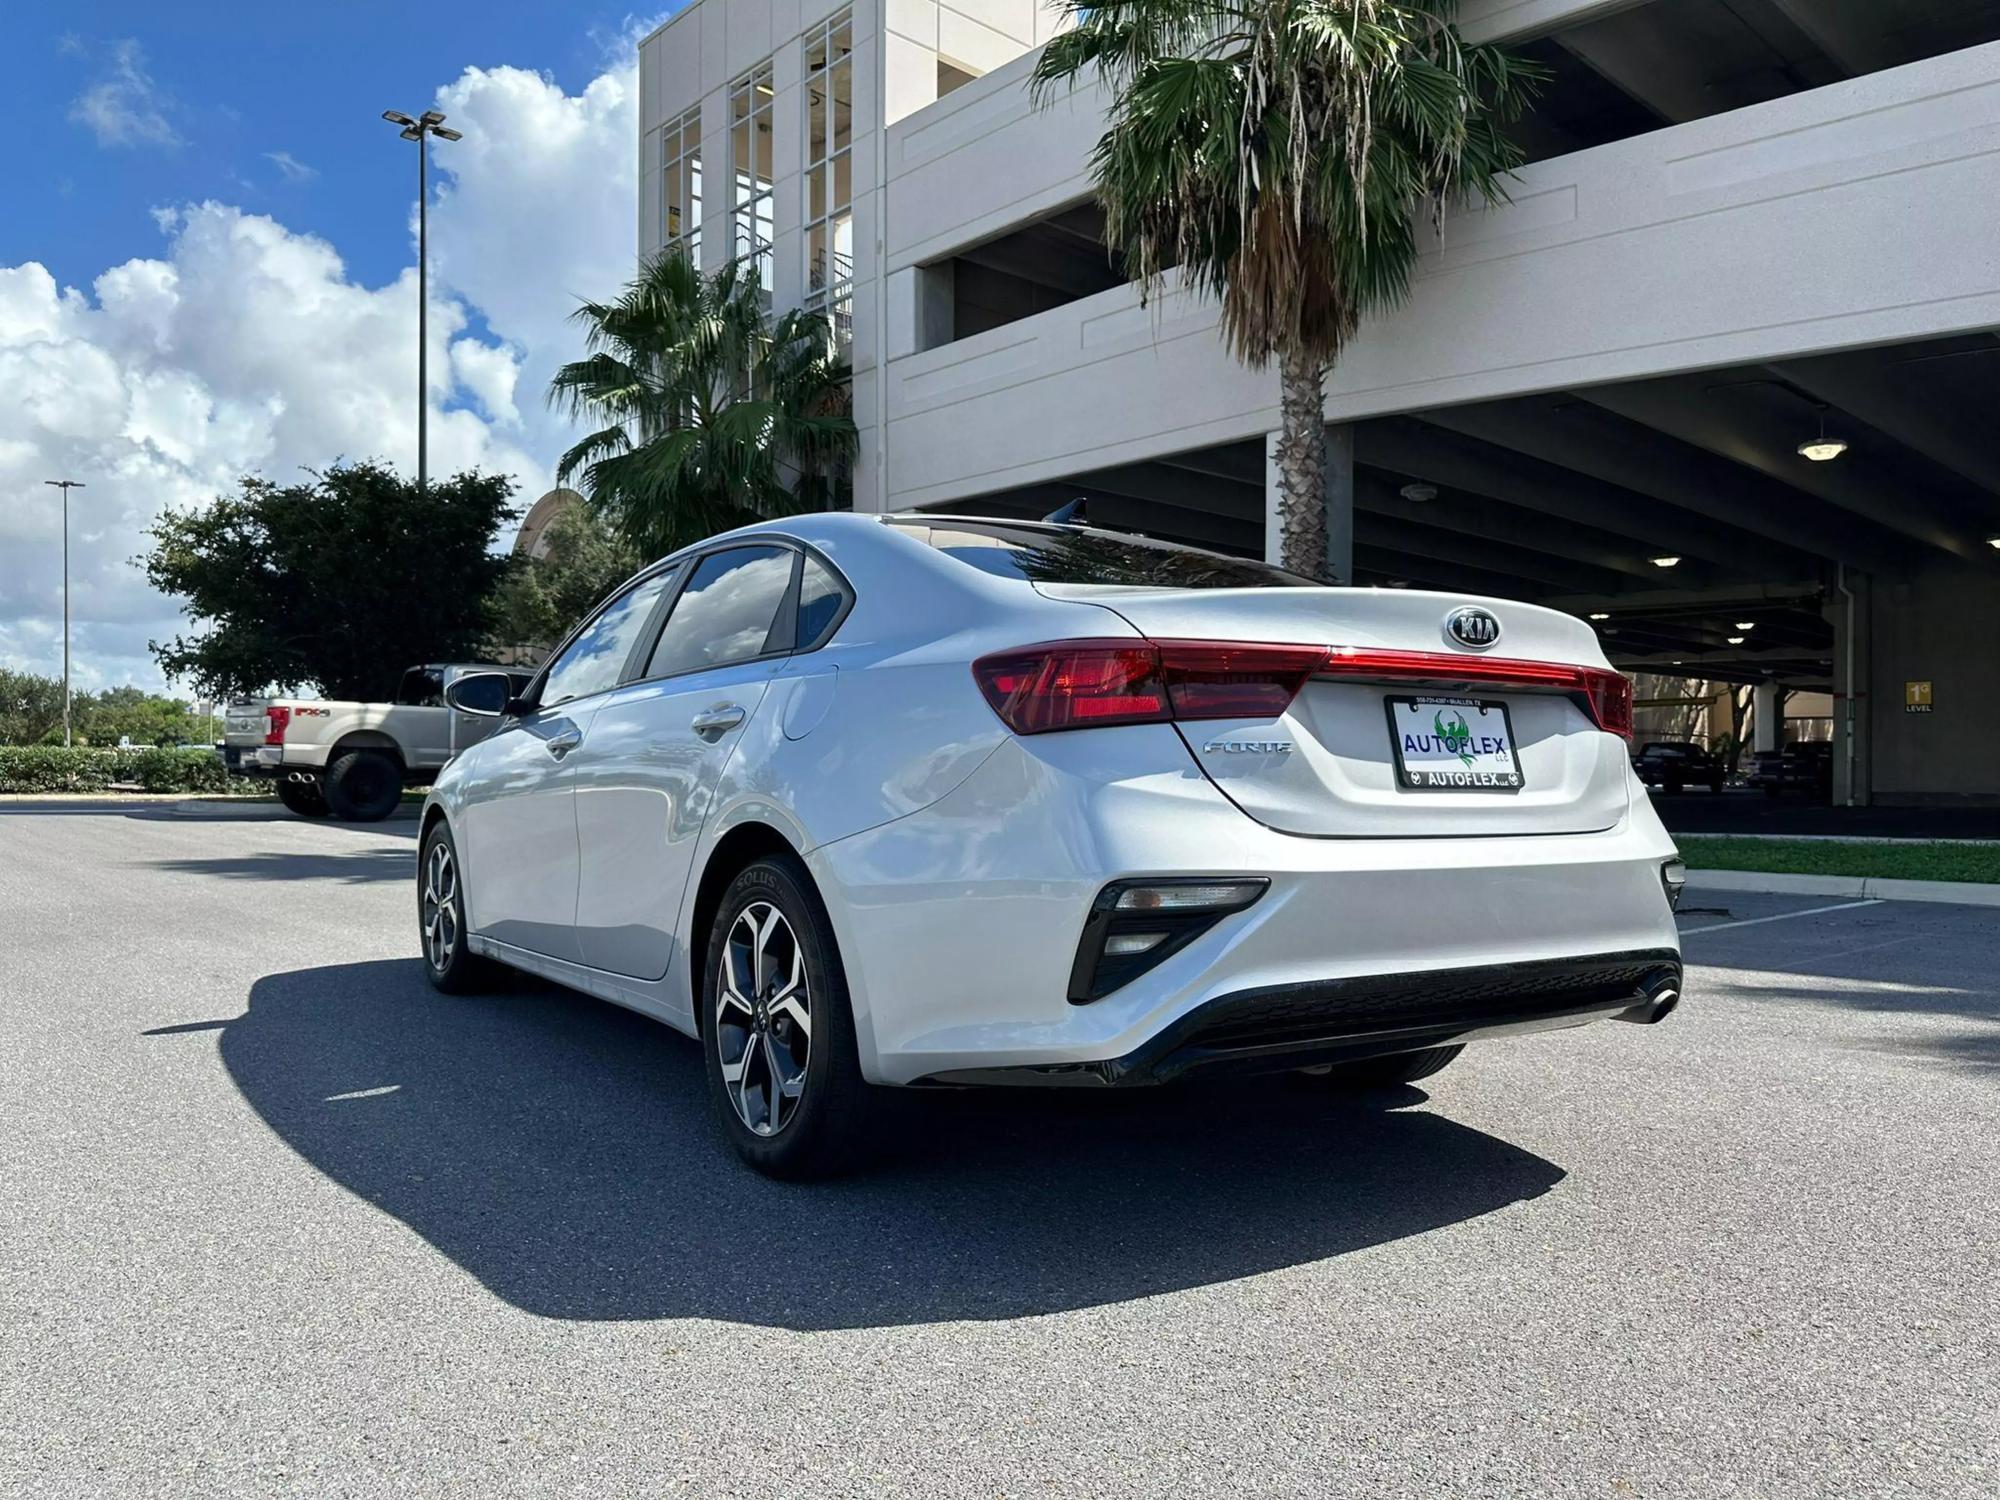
[223,663,534,820]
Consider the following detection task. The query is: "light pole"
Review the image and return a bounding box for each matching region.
[380,108,462,491]
[43,479,84,747]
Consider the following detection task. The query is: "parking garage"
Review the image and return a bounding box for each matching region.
[915,329,2000,809]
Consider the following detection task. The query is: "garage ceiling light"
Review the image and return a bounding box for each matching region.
[1728,636,1746,645]
[1989,536,2000,549]
[1650,556,1681,568]
[1589,612,1611,621]
[1735,622,1756,631]
[1399,482,1438,503]
[1799,411,1848,463]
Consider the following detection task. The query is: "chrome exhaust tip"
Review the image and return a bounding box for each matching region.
[1617,973,1683,1025]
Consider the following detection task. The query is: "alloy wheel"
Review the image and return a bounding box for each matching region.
[714,901,813,1136]
[422,840,459,971]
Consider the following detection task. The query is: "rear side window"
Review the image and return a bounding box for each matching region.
[796,556,847,650]
[539,571,674,709]
[889,519,1314,590]
[645,546,795,679]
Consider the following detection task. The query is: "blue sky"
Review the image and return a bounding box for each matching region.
[3,2,672,293]
[1,2,688,693]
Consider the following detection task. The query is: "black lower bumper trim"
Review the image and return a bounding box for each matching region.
[918,949,1683,1089]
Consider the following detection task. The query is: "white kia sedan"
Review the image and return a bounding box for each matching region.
[422,514,1685,1177]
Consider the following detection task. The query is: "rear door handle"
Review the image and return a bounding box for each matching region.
[545,728,583,760]
[691,704,747,739]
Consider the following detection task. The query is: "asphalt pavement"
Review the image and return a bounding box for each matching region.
[1,803,1994,1498]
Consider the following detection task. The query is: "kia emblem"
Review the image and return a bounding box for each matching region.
[1445,606,1502,651]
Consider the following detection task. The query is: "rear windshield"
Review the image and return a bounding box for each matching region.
[888,518,1316,590]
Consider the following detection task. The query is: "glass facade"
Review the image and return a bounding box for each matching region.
[802,9,855,343]
[659,106,702,264]
[729,61,776,290]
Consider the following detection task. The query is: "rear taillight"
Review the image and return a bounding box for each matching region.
[264,705,291,745]
[1157,642,1326,720]
[1316,648,1634,743]
[972,640,1635,742]
[1582,668,1635,742]
[973,640,1322,735]
[971,643,1167,734]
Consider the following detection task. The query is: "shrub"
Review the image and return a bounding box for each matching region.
[0,745,234,795]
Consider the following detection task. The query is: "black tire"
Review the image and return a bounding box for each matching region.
[1709,775,1726,793]
[324,749,403,821]
[419,821,499,993]
[275,776,330,818]
[1664,774,1684,796]
[1314,1045,1464,1090]
[701,855,874,1180]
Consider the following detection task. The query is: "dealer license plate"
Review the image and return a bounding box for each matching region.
[1386,696,1524,792]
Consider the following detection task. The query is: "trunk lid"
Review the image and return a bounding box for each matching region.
[1043,585,1632,838]
[223,698,273,748]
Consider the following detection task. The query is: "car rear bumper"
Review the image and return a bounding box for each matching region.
[917,950,1683,1087]
[809,730,1684,1087]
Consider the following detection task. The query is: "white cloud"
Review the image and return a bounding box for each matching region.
[3,47,647,693]
[263,151,318,184]
[69,39,182,150]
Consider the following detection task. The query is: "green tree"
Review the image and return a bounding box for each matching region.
[488,503,644,654]
[1032,0,1541,579]
[0,668,68,746]
[75,686,205,747]
[143,461,517,700]
[548,251,857,559]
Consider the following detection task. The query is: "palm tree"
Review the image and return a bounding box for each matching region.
[549,251,858,559]
[1032,1,1542,580]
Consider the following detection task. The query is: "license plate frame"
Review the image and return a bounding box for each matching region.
[1385,695,1525,793]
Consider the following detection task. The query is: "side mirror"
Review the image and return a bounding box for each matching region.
[444,671,515,718]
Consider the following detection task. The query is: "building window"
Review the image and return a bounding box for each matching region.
[803,10,854,344]
[729,61,776,292]
[659,105,702,265]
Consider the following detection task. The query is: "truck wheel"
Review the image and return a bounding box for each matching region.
[275,776,330,818]
[324,750,404,821]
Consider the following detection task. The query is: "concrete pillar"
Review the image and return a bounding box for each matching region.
[1828,571,1872,807]
[1264,424,1355,582]
[1752,682,1781,753]
[1325,424,1355,587]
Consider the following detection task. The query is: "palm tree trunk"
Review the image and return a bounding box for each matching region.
[1274,347,1330,580]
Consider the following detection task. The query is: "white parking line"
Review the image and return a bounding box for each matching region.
[1681,898,1886,935]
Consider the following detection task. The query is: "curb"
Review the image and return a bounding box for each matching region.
[1684,869,2000,909]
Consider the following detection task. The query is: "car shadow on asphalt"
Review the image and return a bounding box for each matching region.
[147,847,415,883]
[186,959,1566,1330]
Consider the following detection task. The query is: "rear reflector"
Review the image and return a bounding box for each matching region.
[973,640,1634,740]
[264,705,292,746]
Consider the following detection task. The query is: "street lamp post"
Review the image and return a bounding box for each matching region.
[43,479,84,747]
[380,109,462,491]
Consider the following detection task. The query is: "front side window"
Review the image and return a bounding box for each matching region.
[659,105,702,264]
[646,546,795,679]
[729,61,775,292]
[803,10,854,344]
[538,571,674,709]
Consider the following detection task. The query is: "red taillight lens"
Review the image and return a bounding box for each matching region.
[973,640,1322,735]
[1156,641,1326,720]
[972,639,1635,741]
[972,643,1168,734]
[1582,668,1635,742]
[264,705,291,745]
